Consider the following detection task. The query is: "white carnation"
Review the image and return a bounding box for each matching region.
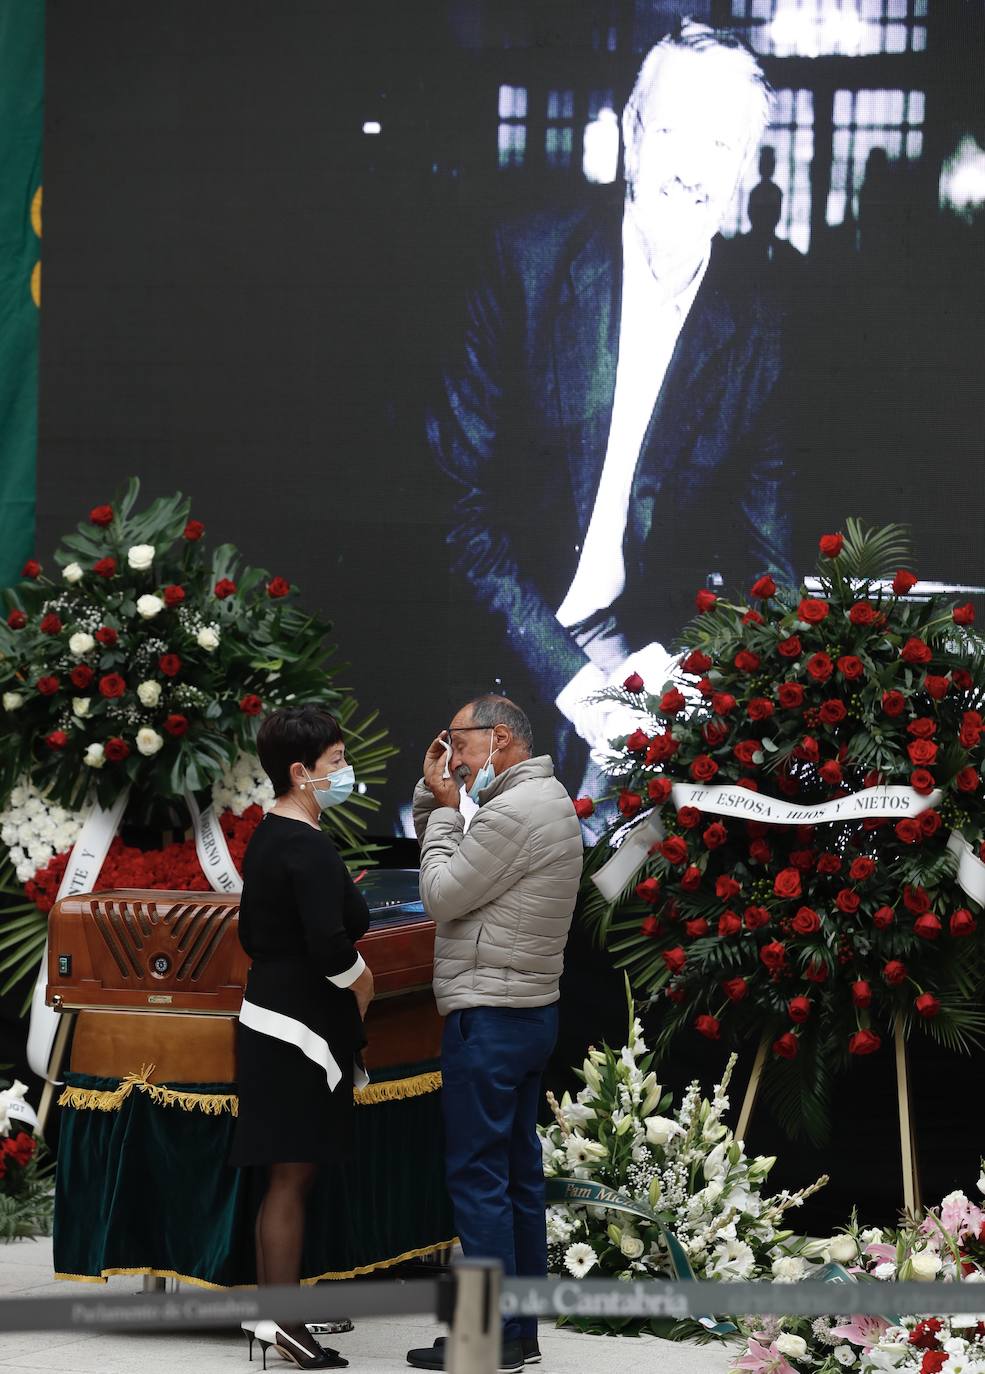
[127,544,155,570]
[834,1346,856,1366]
[197,626,220,651]
[15,860,36,882]
[2,692,24,711]
[772,1256,809,1282]
[72,697,91,718]
[137,680,162,707]
[136,727,164,757]
[68,631,96,656]
[136,594,164,619]
[84,744,106,769]
[62,562,84,583]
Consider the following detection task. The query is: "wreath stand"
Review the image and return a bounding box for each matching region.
[734,1021,922,1217]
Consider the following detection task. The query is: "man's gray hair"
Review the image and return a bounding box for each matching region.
[624,17,773,176]
[468,695,534,753]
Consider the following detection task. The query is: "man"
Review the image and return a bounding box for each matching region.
[427,21,796,793]
[406,696,583,1373]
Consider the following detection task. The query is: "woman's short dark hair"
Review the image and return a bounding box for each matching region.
[256,705,344,796]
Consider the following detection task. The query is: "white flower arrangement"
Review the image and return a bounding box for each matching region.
[0,778,88,883]
[210,752,274,817]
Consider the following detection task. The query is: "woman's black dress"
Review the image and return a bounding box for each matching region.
[229,813,371,1166]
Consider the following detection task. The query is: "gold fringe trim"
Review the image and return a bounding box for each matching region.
[59,1065,443,1115]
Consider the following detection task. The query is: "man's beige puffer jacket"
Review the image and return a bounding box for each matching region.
[413,755,584,1016]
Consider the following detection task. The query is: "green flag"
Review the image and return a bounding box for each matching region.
[0,0,42,584]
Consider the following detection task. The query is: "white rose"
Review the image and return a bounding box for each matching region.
[68,631,96,656]
[827,1235,858,1263]
[136,728,164,757]
[72,697,91,718]
[136,594,164,619]
[197,627,220,652]
[127,544,155,571]
[910,1248,943,1280]
[62,562,84,583]
[978,1172,985,1197]
[619,1235,645,1260]
[644,1115,679,1148]
[137,680,162,707]
[775,1333,808,1358]
[2,692,24,711]
[83,744,106,769]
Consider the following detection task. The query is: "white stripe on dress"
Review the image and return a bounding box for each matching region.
[239,997,343,1091]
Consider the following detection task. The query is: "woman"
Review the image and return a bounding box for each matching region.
[230,705,375,1370]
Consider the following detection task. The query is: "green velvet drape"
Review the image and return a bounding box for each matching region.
[54,1064,456,1286]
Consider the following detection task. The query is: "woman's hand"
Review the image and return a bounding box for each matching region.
[352,965,375,1020]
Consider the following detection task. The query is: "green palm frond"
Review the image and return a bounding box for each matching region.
[833,518,912,583]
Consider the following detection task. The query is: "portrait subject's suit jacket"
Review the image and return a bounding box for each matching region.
[427,197,796,708]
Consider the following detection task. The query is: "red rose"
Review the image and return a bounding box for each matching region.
[717,911,741,937]
[777,636,802,660]
[915,992,941,1019]
[677,806,701,829]
[93,556,117,578]
[806,652,834,682]
[881,689,906,717]
[659,687,686,715]
[45,730,68,750]
[164,714,189,737]
[716,875,741,900]
[6,609,26,630]
[618,790,642,819]
[896,818,921,844]
[647,777,672,803]
[790,847,816,871]
[703,720,728,746]
[680,650,712,675]
[662,946,686,974]
[689,754,719,782]
[159,654,181,677]
[777,682,805,708]
[163,584,185,607]
[712,692,737,716]
[907,739,938,766]
[695,589,717,613]
[744,905,770,930]
[882,960,907,986]
[791,906,821,935]
[680,865,702,892]
[40,613,62,635]
[837,654,864,680]
[99,673,126,699]
[805,960,829,983]
[955,766,980,793]
[573,796,595,819]
[773,868,802,900]
[924,674,950,700]
[640,916,662,938]
[733,648,761,673]
[666,985,686,1004]
[743,611,763,629]
[635,877,661,905]
[214,578,237,599]
[745,698,773,722]
[901,636,932,665]
[694,1014,720,1040]
[749,838,771,864]
[819,533,844,558]
[267,576,291,599]
[685,917,709,939]
[70,665,94,690]
[750,574,776,599]
[788,996,812,1023]
[819,760,843,786]
[183,518,205,541]
[849,856,876,881]
[625,728,650,753]
[892,569,917,595]
[952,668,973,691]
[908,717,937,739]
[849,600,877,625]
[910,768,935,796]
[95,626,118,647]
[645,732,679,764]
[851,980,872,1008]
[914,913,942,941]
[795,735,819,763]
[104,736,130,762]
[659,836,688,865]
[733,740,760,766]
[760,940,786,970]
[816,852,841,875]
[773,1032,799,1059]
[36,675,60,696]
[798,597,829,624]
[951,908,976,937]
[818,699,846,725]
[960,721,983,749]
[872,906,895,930]
[90,504,114,526]
[735,777,760,792]
[835,888,861,914]
[22,559,41,578]
[722,977,748,1002]
[849,1029,882,1056]
[918,809,941,837]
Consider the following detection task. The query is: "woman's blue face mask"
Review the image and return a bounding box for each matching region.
[303,764,355,810]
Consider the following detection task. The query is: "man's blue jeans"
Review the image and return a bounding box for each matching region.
[441,1003,559,1344]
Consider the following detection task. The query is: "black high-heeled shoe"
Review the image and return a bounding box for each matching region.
[253,1322,348,1370]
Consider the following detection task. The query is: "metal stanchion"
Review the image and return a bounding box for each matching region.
[446,1259,501,1374]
